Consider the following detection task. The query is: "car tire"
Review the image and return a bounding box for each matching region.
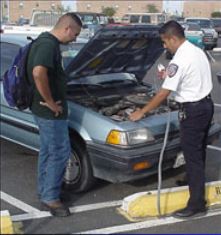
[63,139,96,192]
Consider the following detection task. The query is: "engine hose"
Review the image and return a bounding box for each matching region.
[157,106,171,217]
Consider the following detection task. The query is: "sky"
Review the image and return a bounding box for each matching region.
[163,1,183,15]
[62,1,184,15]
[62,0,76,11]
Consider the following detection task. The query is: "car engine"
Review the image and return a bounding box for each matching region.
[67,84,179,122]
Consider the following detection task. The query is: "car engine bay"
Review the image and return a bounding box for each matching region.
[67,83,179,122]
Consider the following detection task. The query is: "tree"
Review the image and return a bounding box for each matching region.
[146,4,159,13]
[56,4,71,14]
[56,4,66,14]
[102,7,116,17]
[211,11,221,18]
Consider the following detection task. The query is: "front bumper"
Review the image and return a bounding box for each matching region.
[203,35,218,47]
[86,123,221,183]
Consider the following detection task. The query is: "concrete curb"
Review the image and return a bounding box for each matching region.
[0,210,14,234]
[213,48,221,52]
[119,181,221,221]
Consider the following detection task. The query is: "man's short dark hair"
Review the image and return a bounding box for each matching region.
[65,12,82,27]
[159,20,185,39]
[56,12,83,28]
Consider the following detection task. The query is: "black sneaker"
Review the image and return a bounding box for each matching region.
[41,201,71,217]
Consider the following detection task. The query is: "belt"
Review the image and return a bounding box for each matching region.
[178,94,211,109]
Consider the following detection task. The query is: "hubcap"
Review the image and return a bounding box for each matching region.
[64,151,81,184]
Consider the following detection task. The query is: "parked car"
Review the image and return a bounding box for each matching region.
[165,22,204,60]
[185,17,218,50]
[210,18,221,37]
[183,22,205,49]
[121,13,169,25]
[16,17,30,26]
[29,10,108,38]
[1,26,221,192]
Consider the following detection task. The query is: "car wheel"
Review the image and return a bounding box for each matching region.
[63,140,96,192]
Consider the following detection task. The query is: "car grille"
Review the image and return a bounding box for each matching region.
[203,33,213,42]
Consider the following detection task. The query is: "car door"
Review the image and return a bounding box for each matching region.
[0,41,39,151]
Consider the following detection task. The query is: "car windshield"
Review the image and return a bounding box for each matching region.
[79,14,108,25]
[187,23,201,31]
[60,42,86,69]
[186,19,212,28]
[211,19,221,26]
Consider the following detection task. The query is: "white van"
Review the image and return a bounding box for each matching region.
[121,13,168,25]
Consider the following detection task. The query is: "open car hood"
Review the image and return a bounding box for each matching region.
[65,25,164,79]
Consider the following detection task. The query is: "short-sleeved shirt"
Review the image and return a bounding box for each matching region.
[162,40,213,103]
[27,32,68,119]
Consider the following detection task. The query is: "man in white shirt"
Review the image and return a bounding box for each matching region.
[129,20,214,218]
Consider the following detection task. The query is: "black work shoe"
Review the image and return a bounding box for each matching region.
[175,175,188,186]
[173,207,207,219]
[41,202,71,217]
[175,179,188,186]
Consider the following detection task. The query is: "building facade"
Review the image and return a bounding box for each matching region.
[76,1,221,20]
[183,1,221,18]
[1,0,221,24]
[1,0,62,23]
[76,0,163,21]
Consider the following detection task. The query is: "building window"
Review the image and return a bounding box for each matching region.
[19,1,24,9]
[4,1,8,8]
[51,3,55,10]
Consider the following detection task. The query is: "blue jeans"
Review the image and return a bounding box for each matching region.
[34,116,71,203]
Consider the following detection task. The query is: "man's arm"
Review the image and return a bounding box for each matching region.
[129,88,171,121]
[32,65,63,117]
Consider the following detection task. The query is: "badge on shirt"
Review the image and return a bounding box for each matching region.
[167,63,178,78]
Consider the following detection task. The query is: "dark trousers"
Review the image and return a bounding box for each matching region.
[179,97,214,210]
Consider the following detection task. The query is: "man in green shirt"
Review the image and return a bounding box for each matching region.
[27,13,82,217]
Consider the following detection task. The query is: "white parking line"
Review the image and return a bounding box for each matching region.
[206,51,216,63]
[214,103,221,108]
[1,191,40,213]
[207,145,221,151]
[213,48,221,52]
[11,200,122,221]
[77,209,221,234]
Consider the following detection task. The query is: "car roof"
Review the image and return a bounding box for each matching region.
[0,33,88,46]
[185,17,210,20]
[0,33,35,46]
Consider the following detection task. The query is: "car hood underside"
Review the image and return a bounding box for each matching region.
[65,25,164,80]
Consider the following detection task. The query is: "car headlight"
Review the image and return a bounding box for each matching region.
[106,128,155,146]
[214,31,218,38]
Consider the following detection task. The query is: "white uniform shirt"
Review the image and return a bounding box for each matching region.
[162,40,213,103]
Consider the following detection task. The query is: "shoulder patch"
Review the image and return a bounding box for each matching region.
[167,63,178,78]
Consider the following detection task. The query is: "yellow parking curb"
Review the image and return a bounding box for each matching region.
[0,210,14,234]
[118,181,221,221]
